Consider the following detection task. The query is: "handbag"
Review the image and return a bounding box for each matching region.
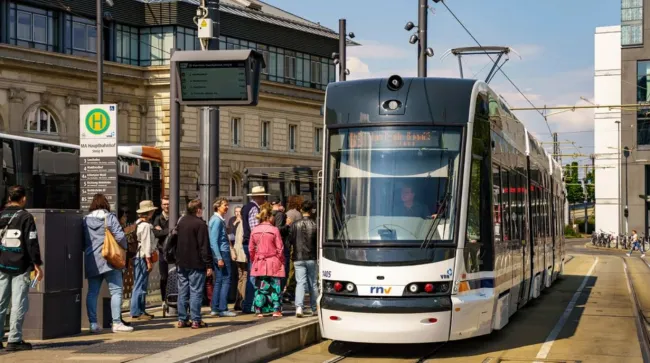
[102,217,126,269]
[151,249,159,263]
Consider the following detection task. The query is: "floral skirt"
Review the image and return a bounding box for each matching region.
[252,276,282,314]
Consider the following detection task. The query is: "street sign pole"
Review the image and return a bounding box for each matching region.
[79,104,118,212]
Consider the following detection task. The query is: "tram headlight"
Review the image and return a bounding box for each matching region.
[345,282,355,292]
[408,283,419,293]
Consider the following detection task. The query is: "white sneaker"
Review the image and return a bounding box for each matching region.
[89,323,102,334]
[112,322,134,333]
[642,254,646,258]
[627,253,631,257]
[296,306,303,318]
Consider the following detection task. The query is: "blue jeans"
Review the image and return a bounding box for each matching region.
[211,256,232,312]
[130,258,149,317]
[0,270,30,343]
[294,260,318,310]
[178,267,206,322]
[87,269,123,324]
[630,241,645,254]
[242,246,256,313]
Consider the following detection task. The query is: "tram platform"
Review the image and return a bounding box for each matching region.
[0,304,320,363]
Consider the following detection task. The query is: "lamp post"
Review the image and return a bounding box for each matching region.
[624,146,630,236]
[615,120,621,238]
[332,19,354,81]
[96,0,114,103]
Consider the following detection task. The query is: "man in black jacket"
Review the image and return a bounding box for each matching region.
[271,198,292,301]
[0,185,44,350]
[153,196,170,304]
[175,199,213,329]
[289,200,318,318]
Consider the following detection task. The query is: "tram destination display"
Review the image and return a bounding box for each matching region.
[179,61,247,101]
[79,104,118,211]
[171,49,265,106]
[347,129,440,149]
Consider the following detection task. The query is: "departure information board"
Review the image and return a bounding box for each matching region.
[347,129,440,149]
[178,61,248,101]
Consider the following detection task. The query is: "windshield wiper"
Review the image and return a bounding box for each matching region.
[420,192,451,249]
[327,193,350,248]
[420,157,454,249]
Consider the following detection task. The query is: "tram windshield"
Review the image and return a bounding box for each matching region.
[326,126,462,244]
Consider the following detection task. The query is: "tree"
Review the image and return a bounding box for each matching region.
[565,162,584,204]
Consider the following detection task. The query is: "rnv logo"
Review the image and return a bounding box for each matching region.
[370,286,392,294]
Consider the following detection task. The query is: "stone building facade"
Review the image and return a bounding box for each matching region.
[0,0,346,202]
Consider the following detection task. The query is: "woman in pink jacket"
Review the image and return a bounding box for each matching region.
[249,202,286,317]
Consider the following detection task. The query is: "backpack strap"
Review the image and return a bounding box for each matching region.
[0,210,21,239]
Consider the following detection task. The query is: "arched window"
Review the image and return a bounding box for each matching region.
[230,176,241,197]
[25,107,58,134]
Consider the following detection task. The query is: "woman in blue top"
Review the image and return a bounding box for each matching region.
[209,198,236,317]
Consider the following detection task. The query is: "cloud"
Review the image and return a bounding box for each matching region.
[509,44,543,59]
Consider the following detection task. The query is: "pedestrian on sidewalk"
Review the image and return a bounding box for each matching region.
[627,229,645,257]
[249,203,285,317]
[241,186,269,313]
[83,193,133,334]
[209,198,236,317]
[231,207,247,311]
[153,197,170,307]
[289,200,319,318]
[130,200,157,321]
[176,199,213,329]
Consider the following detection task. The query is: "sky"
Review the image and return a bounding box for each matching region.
[265,0,620,173]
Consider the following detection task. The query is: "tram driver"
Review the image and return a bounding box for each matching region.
[394,184,438,219]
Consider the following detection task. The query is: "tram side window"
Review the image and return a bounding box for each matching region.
[493,166,502,241]
[519,174,527,241]
[502,169,510,240]
[510,171,519,240]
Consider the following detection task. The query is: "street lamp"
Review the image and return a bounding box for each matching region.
[332,19,354,81]
[624,146,630,235]
[97,0,114,103]
[615,120,621,238]
[404,0,436,77]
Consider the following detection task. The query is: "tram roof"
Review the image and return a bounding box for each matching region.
[324,77,478,127]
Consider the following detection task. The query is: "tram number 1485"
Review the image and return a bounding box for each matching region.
[322,270,331,278]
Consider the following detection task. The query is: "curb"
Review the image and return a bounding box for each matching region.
[583,242,626,251]
[130,317,320,363]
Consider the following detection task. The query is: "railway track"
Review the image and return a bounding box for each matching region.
[321,341,446,363]
[622,256,650,362]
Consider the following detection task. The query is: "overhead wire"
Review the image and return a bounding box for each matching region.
[437,0,553,138]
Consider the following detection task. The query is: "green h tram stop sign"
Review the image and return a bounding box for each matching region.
[171,49,266,106]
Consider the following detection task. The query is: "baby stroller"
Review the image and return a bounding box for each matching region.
[162,265,178,317]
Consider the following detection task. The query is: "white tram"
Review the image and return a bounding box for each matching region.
[317,76,566,344]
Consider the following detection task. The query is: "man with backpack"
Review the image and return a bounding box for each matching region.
[0,185,44,351]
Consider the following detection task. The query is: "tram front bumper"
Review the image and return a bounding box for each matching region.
[319,294,452,344]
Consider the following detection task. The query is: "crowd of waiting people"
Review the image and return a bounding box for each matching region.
[0,184,319,351]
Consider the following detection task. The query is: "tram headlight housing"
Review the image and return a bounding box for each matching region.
[404,282,452,296]
[323,280,357,296]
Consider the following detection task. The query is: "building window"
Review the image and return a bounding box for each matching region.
[622,0,643,46]
[140,26,174,66]
[261,121,271,149]
[314,127,323,153]
[25,107,58,135]
[230,176,240,197]
[176,26,200,51]
[116,24,139,65]
[231,117,241,146]
[639,61,650,145]
[219,36,335,90]
[64,15,97,58]
[9,3,58,51]
[289,124,297,152]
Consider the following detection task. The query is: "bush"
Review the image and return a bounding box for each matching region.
[574,218,595,234]
[564,225,580,238]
